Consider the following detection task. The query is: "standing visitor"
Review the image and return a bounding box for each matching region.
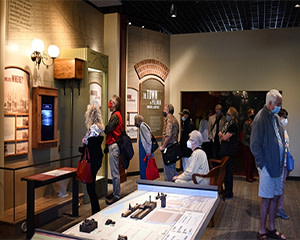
[80,104,104,214]
[134,114,152,179]
[208,104,225,159]
[242,108,256,182]
[160,104,179,181]
[219,106,239,199]
[250,89,286,240]
[277,108,290,220]
[179,109,194,171]
[104,95,122,205]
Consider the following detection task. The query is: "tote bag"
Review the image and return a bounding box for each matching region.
[77,147,93,183]
[144,156,160,180]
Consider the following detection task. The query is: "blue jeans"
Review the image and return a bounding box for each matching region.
[164,162,177,181]
[108,143,120,199]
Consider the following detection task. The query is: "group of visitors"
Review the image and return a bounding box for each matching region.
[80,89,291,240]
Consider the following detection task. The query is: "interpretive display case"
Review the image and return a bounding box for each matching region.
[32,86,58,149]
[4,66,30,156]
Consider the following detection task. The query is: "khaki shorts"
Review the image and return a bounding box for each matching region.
[258,166,283,198]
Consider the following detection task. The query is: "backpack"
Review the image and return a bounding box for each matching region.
[112,131,134,169]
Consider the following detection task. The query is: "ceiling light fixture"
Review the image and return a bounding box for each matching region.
[295,4,300,8]
[170,3,177,18]
[31,38,60,69]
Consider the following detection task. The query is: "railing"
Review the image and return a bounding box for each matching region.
[0,155,81,222]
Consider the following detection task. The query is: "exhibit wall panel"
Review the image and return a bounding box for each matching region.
[170,28,300,177]
[2,0,105,208]
[127,26,170,173]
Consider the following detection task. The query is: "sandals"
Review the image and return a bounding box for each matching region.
[267,229,286,240]
[258,232,268,240]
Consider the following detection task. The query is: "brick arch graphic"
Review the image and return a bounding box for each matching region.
[134,59,169,81]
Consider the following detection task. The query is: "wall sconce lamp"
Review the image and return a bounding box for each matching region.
[31,39,60,69]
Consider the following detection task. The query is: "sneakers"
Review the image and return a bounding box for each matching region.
[277,209,289,220]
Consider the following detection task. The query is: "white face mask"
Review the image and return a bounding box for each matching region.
[187,140,193,149]
[281,118,288,127]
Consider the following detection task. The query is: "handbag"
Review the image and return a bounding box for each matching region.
[286,148,294,171]
[162,142,182,166]
[77,147,93,183]
[144,155,160,180]
[151,134,159,153]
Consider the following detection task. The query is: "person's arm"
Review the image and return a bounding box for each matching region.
[104,114,119,134]
[250,117,264,169]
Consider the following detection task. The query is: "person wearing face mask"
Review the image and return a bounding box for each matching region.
[242,108,256,183]
[277,108,290,220]
[179,109,195,171]
[160,104,179,181]
[134,114,152,179]
[250,89,286,240]
[172,130,209,184]
[104,95,123,205]
[218,106,239,199]
[208,104,226,159]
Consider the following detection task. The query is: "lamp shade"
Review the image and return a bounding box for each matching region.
[32,39,44,52]
[48,45,60,58]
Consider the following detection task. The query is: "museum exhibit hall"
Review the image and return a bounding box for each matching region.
[0,0,300,239]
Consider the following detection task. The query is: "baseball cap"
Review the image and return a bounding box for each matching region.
[179,109,190,115]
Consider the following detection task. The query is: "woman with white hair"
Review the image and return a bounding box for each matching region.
[173,130,209,184]
[79,104,104,214]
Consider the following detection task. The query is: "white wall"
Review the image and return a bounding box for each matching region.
[170,28,300,177]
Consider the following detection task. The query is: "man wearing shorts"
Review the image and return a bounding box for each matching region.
[250,89,286,240]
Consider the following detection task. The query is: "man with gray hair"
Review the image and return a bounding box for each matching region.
[160,103,179,181]
[173,130,209,184]
[250,89,286,240]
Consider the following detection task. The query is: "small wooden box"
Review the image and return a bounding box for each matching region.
[54,58,84,80]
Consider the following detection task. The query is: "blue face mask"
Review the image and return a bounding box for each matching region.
[272,106,281,114]
[216,110,221,115]
[226,114,231,122]
[181,116,186,121]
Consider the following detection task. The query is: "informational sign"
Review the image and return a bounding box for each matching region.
[127,88,138,112]
[140,79,164,137]
[4,66,30,156]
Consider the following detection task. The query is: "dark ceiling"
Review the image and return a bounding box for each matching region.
[85,0,300,35]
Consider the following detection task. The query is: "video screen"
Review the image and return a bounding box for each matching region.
[41,96,54,141]
[42,105,53,127]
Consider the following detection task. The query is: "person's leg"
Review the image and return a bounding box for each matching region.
[108,143,120,199]
[139,140,147,179]
[243,146,251,181]
[260,198,270,234]
[224,156,233,198]
[278,168,287,209]
[163,163,176,181]
[268,195,286,239]
[86,181,100,214]
[211,140,217,159]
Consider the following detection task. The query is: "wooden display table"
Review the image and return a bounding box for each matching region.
[21,167,78,239]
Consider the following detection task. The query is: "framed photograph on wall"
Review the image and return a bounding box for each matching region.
[4,66,30,156]
[90,82,102,107]
[127,87,138,112]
